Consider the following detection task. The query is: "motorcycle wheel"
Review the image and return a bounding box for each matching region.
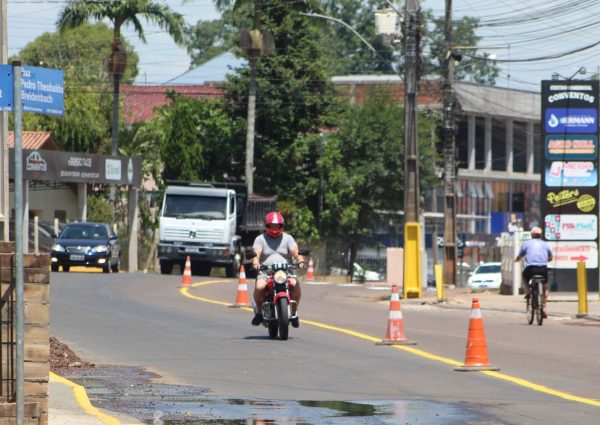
[277,298,290,341]
[268,320,278,338]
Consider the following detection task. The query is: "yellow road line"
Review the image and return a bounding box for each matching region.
[49,371,143,425]
[181,280,600,407]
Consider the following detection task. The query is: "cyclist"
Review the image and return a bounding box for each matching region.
[251,212,305,328]
[515,226,553,318]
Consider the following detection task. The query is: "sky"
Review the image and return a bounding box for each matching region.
[5,0,600,91]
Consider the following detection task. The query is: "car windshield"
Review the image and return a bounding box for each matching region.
[476,264,500,274]
[61,225,107,240]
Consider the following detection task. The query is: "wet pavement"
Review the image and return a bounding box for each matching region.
[57,365,507,425]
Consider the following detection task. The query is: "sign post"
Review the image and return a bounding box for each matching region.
[6,62,64,425]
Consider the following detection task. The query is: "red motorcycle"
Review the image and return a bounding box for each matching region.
[257,262,302,340]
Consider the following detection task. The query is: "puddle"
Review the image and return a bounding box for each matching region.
[61,366,506,424]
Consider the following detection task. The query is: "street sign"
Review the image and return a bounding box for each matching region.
[21,65,64,116]
[0,64,13,111]
[0,64,64,115]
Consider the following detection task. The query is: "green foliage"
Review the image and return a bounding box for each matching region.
[12,23,139,153]
[148,92,240,182]
[319,92,439,238]
[277,200,319,244]
[86,195,113,224]
[223,0,339,196]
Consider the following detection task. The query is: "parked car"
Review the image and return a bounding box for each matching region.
[467,262,502,289]
[50,222,120,273]
[353,263,384,282]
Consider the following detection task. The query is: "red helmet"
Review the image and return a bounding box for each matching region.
[264,212,284,238]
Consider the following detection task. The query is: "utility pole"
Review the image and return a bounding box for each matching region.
[404,0,419,223]
[442,0,457,286]
[402,0,422,298]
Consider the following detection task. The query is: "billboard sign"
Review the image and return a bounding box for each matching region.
[541,80,600,285]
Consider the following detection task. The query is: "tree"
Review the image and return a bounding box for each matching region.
[318,93,439,270]
[56,0,186,157]
[12,23,139,153]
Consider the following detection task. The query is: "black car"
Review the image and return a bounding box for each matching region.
[50,222,120,273]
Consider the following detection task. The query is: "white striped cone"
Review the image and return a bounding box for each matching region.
[180,256,192,287]
[230,265,251,307]
[306,257,315,280]
[376,285,416,345]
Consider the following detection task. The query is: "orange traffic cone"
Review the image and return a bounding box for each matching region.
[306,257,315,281]
[455,297,499,371]
[376,285,416,345]
[229,265,251,308]
[180,256,192,287]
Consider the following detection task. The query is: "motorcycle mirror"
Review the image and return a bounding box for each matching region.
[299,248,310,256]
[245,249,257,259]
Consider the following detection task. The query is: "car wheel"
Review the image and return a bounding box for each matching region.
[103,262,110,273]
[51,264,59,272]
[63,265,70,272]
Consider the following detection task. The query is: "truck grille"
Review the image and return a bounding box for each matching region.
[164,228,223,242]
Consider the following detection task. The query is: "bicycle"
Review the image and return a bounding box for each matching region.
[526,274,545,325]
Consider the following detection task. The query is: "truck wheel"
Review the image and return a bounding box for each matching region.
[225,253,241,278]
[160,260,173,275]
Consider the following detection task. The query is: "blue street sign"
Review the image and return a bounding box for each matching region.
[0,64,13,111]
[21,66,64,116]
[0,64,64,116]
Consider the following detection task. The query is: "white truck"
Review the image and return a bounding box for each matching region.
[157,181,276,277]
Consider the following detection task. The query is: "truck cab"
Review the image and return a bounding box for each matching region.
[157,182,276,277]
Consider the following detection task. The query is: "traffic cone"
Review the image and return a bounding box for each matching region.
[229,265,251,308]
[180,256,192,287]
[455,297,499,371]
[306,257,315,281]
[376,285,416,345]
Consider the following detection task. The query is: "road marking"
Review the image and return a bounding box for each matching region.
[181,280,600,407]
[50,371,143,425]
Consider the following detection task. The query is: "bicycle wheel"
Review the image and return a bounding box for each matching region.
[527,285,535,325]
[536,281,544,326]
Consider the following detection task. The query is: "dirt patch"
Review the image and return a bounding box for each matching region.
[50,336,95,373]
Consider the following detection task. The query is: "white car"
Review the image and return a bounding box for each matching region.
[467,262,502,289]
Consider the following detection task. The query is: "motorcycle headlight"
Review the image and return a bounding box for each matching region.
[52,244,65,252]
[274,270,287,284]
[92,245,109,253]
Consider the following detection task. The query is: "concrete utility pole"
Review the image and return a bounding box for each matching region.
[1,0,8,241]
[402,0,423,298]
[403,0,419,223]
[442,0,457,286]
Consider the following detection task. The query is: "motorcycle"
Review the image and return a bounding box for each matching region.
[247,249,308,341]
[257,262,301,340]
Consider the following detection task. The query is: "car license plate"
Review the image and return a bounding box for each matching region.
[184,247,198,253]
[69,255,85,261]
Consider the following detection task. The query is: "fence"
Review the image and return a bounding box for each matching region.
[0,254,15,402]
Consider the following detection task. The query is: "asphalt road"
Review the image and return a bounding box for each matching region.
[50,271,600,424]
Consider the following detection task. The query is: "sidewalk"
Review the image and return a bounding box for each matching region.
[394,285,600,320]
[49,372,141,425]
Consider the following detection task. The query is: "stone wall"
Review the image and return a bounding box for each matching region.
[0,242,49,425]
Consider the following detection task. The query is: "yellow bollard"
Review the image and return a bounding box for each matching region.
[576,261,588,317]
[435,264,444,301]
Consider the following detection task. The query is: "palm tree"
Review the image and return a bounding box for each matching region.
[57,0,186,213]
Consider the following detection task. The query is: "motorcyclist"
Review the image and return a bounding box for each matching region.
[251,212,305,328]
[515,226,553,318]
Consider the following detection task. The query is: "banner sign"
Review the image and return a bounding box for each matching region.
[9,149,142,186]
[547,241,598,269]
[544,188,597,214]
[541,80,599,274]
[545,135,597,160]
[544,214,597,240]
